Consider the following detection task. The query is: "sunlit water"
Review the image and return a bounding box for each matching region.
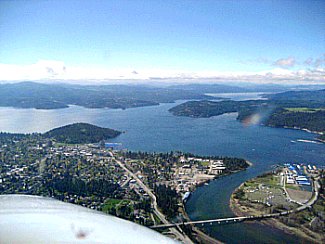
[0,93,324,243]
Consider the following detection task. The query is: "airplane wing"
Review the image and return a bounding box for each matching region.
[0,194,178,243]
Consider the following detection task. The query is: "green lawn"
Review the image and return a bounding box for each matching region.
[102,199,132,213]
[285,107,325,113]
[285,184,301,190]
[201,161,210,167]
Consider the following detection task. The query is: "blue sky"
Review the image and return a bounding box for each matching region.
[0,0,324,84]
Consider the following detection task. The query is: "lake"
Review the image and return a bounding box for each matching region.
[0,94,324,243]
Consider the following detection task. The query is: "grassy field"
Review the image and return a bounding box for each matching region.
[285,184,301,190]
[249,173,282,188]
[285,107,325,113]
[200,161,210,167]
[102,198,132,213]
[239,172,298,212]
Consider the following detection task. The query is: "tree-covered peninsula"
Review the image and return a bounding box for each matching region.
[44,123,121,144]
[169,89,325,138]
[1,123,121,144]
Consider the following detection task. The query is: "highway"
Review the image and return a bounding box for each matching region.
[113,154,320,240]
[113,155,193,244]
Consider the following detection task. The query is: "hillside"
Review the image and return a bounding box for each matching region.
[169,89,325,136]
[263,89,325,102]
[266,108,325,132]
[44,123,121,144]
[0,82,211,110]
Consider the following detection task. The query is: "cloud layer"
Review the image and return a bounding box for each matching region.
[0,59,324,85]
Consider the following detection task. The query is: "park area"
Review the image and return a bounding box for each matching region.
[238,171,299,213]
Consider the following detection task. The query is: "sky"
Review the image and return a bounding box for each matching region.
[0,0,324,84]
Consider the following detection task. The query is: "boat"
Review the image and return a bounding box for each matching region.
[182,192,191,202]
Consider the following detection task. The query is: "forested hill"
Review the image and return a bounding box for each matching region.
[0,82,211,110]
[169,89,325,136]
[263,89,325,102]
[44,123,121,144]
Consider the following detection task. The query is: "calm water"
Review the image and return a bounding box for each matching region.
[0,94,324,243]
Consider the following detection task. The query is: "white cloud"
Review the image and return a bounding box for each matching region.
[273,57,296,68]
[0,60,324,85]
[304,54,325,68]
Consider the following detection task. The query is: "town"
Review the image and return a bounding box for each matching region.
[0,133,249,242]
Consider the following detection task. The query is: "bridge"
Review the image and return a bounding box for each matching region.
[151,177,320,230]
[151,212,287,229]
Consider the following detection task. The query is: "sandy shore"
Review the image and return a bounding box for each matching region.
[246,160,253,167]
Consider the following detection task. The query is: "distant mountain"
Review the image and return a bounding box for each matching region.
[263,89,325,102]
[44,123,121,144]
[1,82,323,110]
[0,82,211,110]
[170,83,325,94]
[169,83,250,93]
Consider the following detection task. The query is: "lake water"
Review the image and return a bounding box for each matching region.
[0,94,324,243]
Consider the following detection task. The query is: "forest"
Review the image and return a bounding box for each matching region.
[0,82,210,109]
[169,89,325,137]
[0,123,121,144]
[44,123,121,144]
[154,184,179,219]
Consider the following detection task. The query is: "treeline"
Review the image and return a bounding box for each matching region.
[221,157,249,172]
[266,109,325,132]
[123,151,249,173]
[47,176,119,197]
[154,184,179,219]
[0,132,28,143]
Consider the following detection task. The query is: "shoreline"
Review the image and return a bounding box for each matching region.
[267,125,324,143]
[229,178,323,243]
[181,204,221,244]
[181,160,252,243]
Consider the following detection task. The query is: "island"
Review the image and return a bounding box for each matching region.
[230,165,324,243]
[169,89,325,141]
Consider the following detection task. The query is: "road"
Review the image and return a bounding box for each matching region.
[113,155,193,244]
[152,177,321,230]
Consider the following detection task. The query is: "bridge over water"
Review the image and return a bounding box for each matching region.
[151,212,287,230]
[151,177,319,230]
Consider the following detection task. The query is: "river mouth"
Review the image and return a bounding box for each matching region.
[185,167,301,243]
